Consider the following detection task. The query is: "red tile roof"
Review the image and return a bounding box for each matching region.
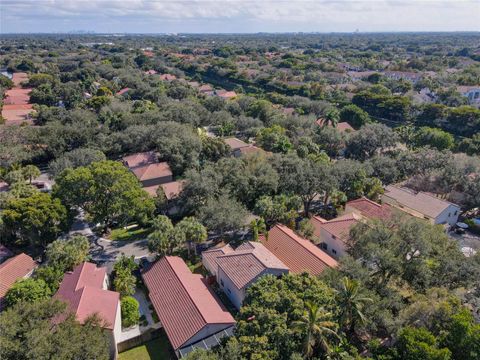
[202,245,234,276]
[54,262,119,330]
[11,72,29,87]
[310,213,360,244]
[217,91,237,99]
[131,162,172,182]
[261,224,337,276]
[206,242,288,290]
[122,151,157,168]
[316,119,355,133]
[160,180,185,200]
[116,88,130,96]
[346,197,393,220]
[159,74,177,81]
[145,70,158,75]
[3,88,32,105]
[142,256,235,350]
[0,253,36,310]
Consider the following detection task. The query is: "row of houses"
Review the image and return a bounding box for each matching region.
[1,72,35,125]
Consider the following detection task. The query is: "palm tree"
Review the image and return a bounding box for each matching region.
[336,277,373,339]
[250,218,267,241]
[291,301,339,358]
[323,108,340,128]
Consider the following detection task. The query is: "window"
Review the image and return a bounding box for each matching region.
[227,288,231,294]
[332,235,337,240]
[332,249,337,255]
[220,279,224,287]
[454,211,458,216]
[321,243,328,250]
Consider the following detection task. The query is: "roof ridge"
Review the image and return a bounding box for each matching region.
[164,257,208,325]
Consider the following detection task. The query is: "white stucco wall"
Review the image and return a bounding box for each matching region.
[435,205,460,226]
[317,228,346,259]
[218,267,243,309]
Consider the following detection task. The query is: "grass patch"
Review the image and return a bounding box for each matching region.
[119,337,173,360]
[108,225,152,242]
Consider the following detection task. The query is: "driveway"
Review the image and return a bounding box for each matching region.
[90,237,153,265]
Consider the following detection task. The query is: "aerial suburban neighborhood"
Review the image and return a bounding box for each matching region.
[0,1,480,360]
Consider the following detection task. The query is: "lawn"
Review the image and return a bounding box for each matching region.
[119,336,174,360]
[108,225,152,242]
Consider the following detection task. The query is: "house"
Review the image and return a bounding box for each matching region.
[198,84,213,93]
[122,152,173,188]
[55,262,121,358]
[457,86,480,106]
[382,185,460,226]
[261,224,338,276]
[216,90,237,99]
[159,74,177,81]
[0,253,36,311]
[223,138,266,157]
[116,88,130,96]
[310,213,361,258]
[316,119,355,133]
[130,162,173,187]
[1,104,34,125]
[344,197,393,221]
[11,72,29,87]
[145,69,158,75]
[3,88,32,105]
[383,71,422,83]
[202,241,289,309]
[142,256,236,358]
[143,180,185,200]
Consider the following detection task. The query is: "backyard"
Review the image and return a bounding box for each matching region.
[119,335,174,360]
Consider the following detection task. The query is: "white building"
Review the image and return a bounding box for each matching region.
[382,185,460,226]
[202,241,289,309]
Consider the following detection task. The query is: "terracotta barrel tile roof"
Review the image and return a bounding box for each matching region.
[311,213,361,244]
[131,162,172,182]
[0,253,36,310]
[261,224,337,276]
[122,151,158,168]
[346,197,392,220]
[142,256,235,350]
[54,262,119,330]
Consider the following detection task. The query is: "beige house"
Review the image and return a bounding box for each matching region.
[382,185,460,226]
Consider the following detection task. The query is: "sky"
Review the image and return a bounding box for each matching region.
[0,0,479,34]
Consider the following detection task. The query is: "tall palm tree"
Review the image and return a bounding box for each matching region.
[291,301,339,358]
[336,277,373,339]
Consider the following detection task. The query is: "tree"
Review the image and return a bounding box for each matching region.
[4,278,52,308]
[345,123,399,161]
[254,194,301,227]
[147,215,175,256]
[256,125,293,153]
[48,148,106,177]
[291,301,339,358]
[336,277,373,339]
[53,160,154,231]
[339,104,371,129]
[236,273,336,359]
[323,108,340,128]
[113,267,136,297]
[176,217,207,257]
[121,296,140,328]
[396,327,451,360]
[22,165,40,184]
[0,299,110,360]
[45,235,90,272]
[1,192,68,247]
[250,217,267,241]
[34,265,65,293]
[413,127,455,150]
[197,192,248,237]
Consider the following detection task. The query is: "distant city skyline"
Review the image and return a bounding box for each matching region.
[1,0,479,34]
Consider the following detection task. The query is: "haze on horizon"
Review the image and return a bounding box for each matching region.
[0,0,479,34]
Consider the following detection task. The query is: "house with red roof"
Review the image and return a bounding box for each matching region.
[1,73,34,125]
[202,241,289,309]
[0,253,36,311]
[310,213,361,258]
[142,256,236,358]
[261,224,337,276]
[345,197,393,221]
[55,262,121,358]
[215,89,237,99]
[159,74,177,81]
[316,118,355,133]
[122,151,173,189]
